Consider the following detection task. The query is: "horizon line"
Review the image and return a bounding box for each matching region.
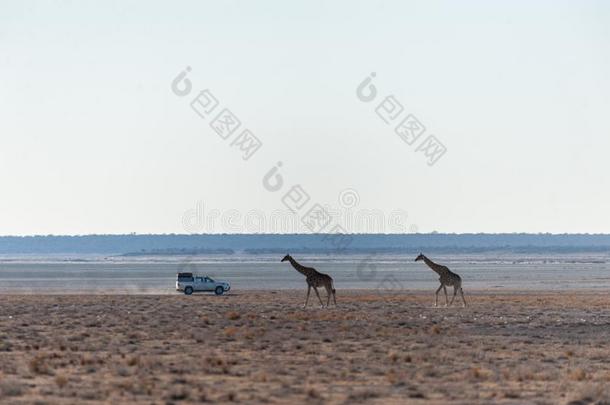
[2,232,610,238]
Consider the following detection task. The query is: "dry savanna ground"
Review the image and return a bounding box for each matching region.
[1,291,610,404]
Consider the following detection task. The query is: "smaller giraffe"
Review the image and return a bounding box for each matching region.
[415,253,467,307]
[281,254,337,308]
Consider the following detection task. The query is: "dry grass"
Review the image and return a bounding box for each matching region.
[0,291,610,403]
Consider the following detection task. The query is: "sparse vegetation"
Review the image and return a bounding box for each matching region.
[1,292,610,403]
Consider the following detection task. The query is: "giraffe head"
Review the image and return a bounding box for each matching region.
[415,253,425,262]
[281,254,292,262]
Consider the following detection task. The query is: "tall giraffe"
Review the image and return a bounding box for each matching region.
[415,253,467,307]
[281,254,337,308]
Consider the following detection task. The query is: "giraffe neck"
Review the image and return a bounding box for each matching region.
[288,257,312,277]
[423,256,445,275]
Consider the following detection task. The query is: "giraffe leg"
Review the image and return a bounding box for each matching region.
[460,287,467,307]
[313,287,324,307]
[303,285,311,308]
[434,285,443,307]
[450,286,458,306]
[325,284,336,307]
[443,285,449,306]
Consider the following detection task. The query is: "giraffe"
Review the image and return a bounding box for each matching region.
[281,254,337,308]
[415,253,467,307]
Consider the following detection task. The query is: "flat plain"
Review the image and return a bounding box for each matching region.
[1,291,610,404]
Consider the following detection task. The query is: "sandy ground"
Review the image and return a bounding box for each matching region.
[1,291,610,404]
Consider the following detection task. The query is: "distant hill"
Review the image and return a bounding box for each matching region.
[0,234,609,254]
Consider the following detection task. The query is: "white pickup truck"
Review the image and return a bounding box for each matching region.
[176,272,231,296]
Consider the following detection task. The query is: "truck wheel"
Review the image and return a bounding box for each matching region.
[184,287,193,295]
[214,286,224,296]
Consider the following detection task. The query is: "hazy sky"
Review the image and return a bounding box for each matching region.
[1,0,609,235]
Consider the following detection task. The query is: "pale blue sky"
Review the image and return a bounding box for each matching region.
[1,0,609,235]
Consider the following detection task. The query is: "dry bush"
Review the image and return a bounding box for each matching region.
[79,355,96,366]
[115,378,134,392]
[205,356,228,374]
[226,311,241,321]
[570,368,588,381]
[191,332,205,343]
[224,327,239,337]
[243,329,258,340]
[566,384,610,405]
[254,372,268,382]
[127,356,139,366]
[115,367,130,377]
[514,365,536,382]
[385,369,405,385]
[29,355,51,375]
[307,387,321,399]
[346,389,380,402]
[504,391,521,399]
[470,367,492,380]
[166,387,190,401]
[198,390,209,402]
[0,379,25,397]
[55,374,68,388]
